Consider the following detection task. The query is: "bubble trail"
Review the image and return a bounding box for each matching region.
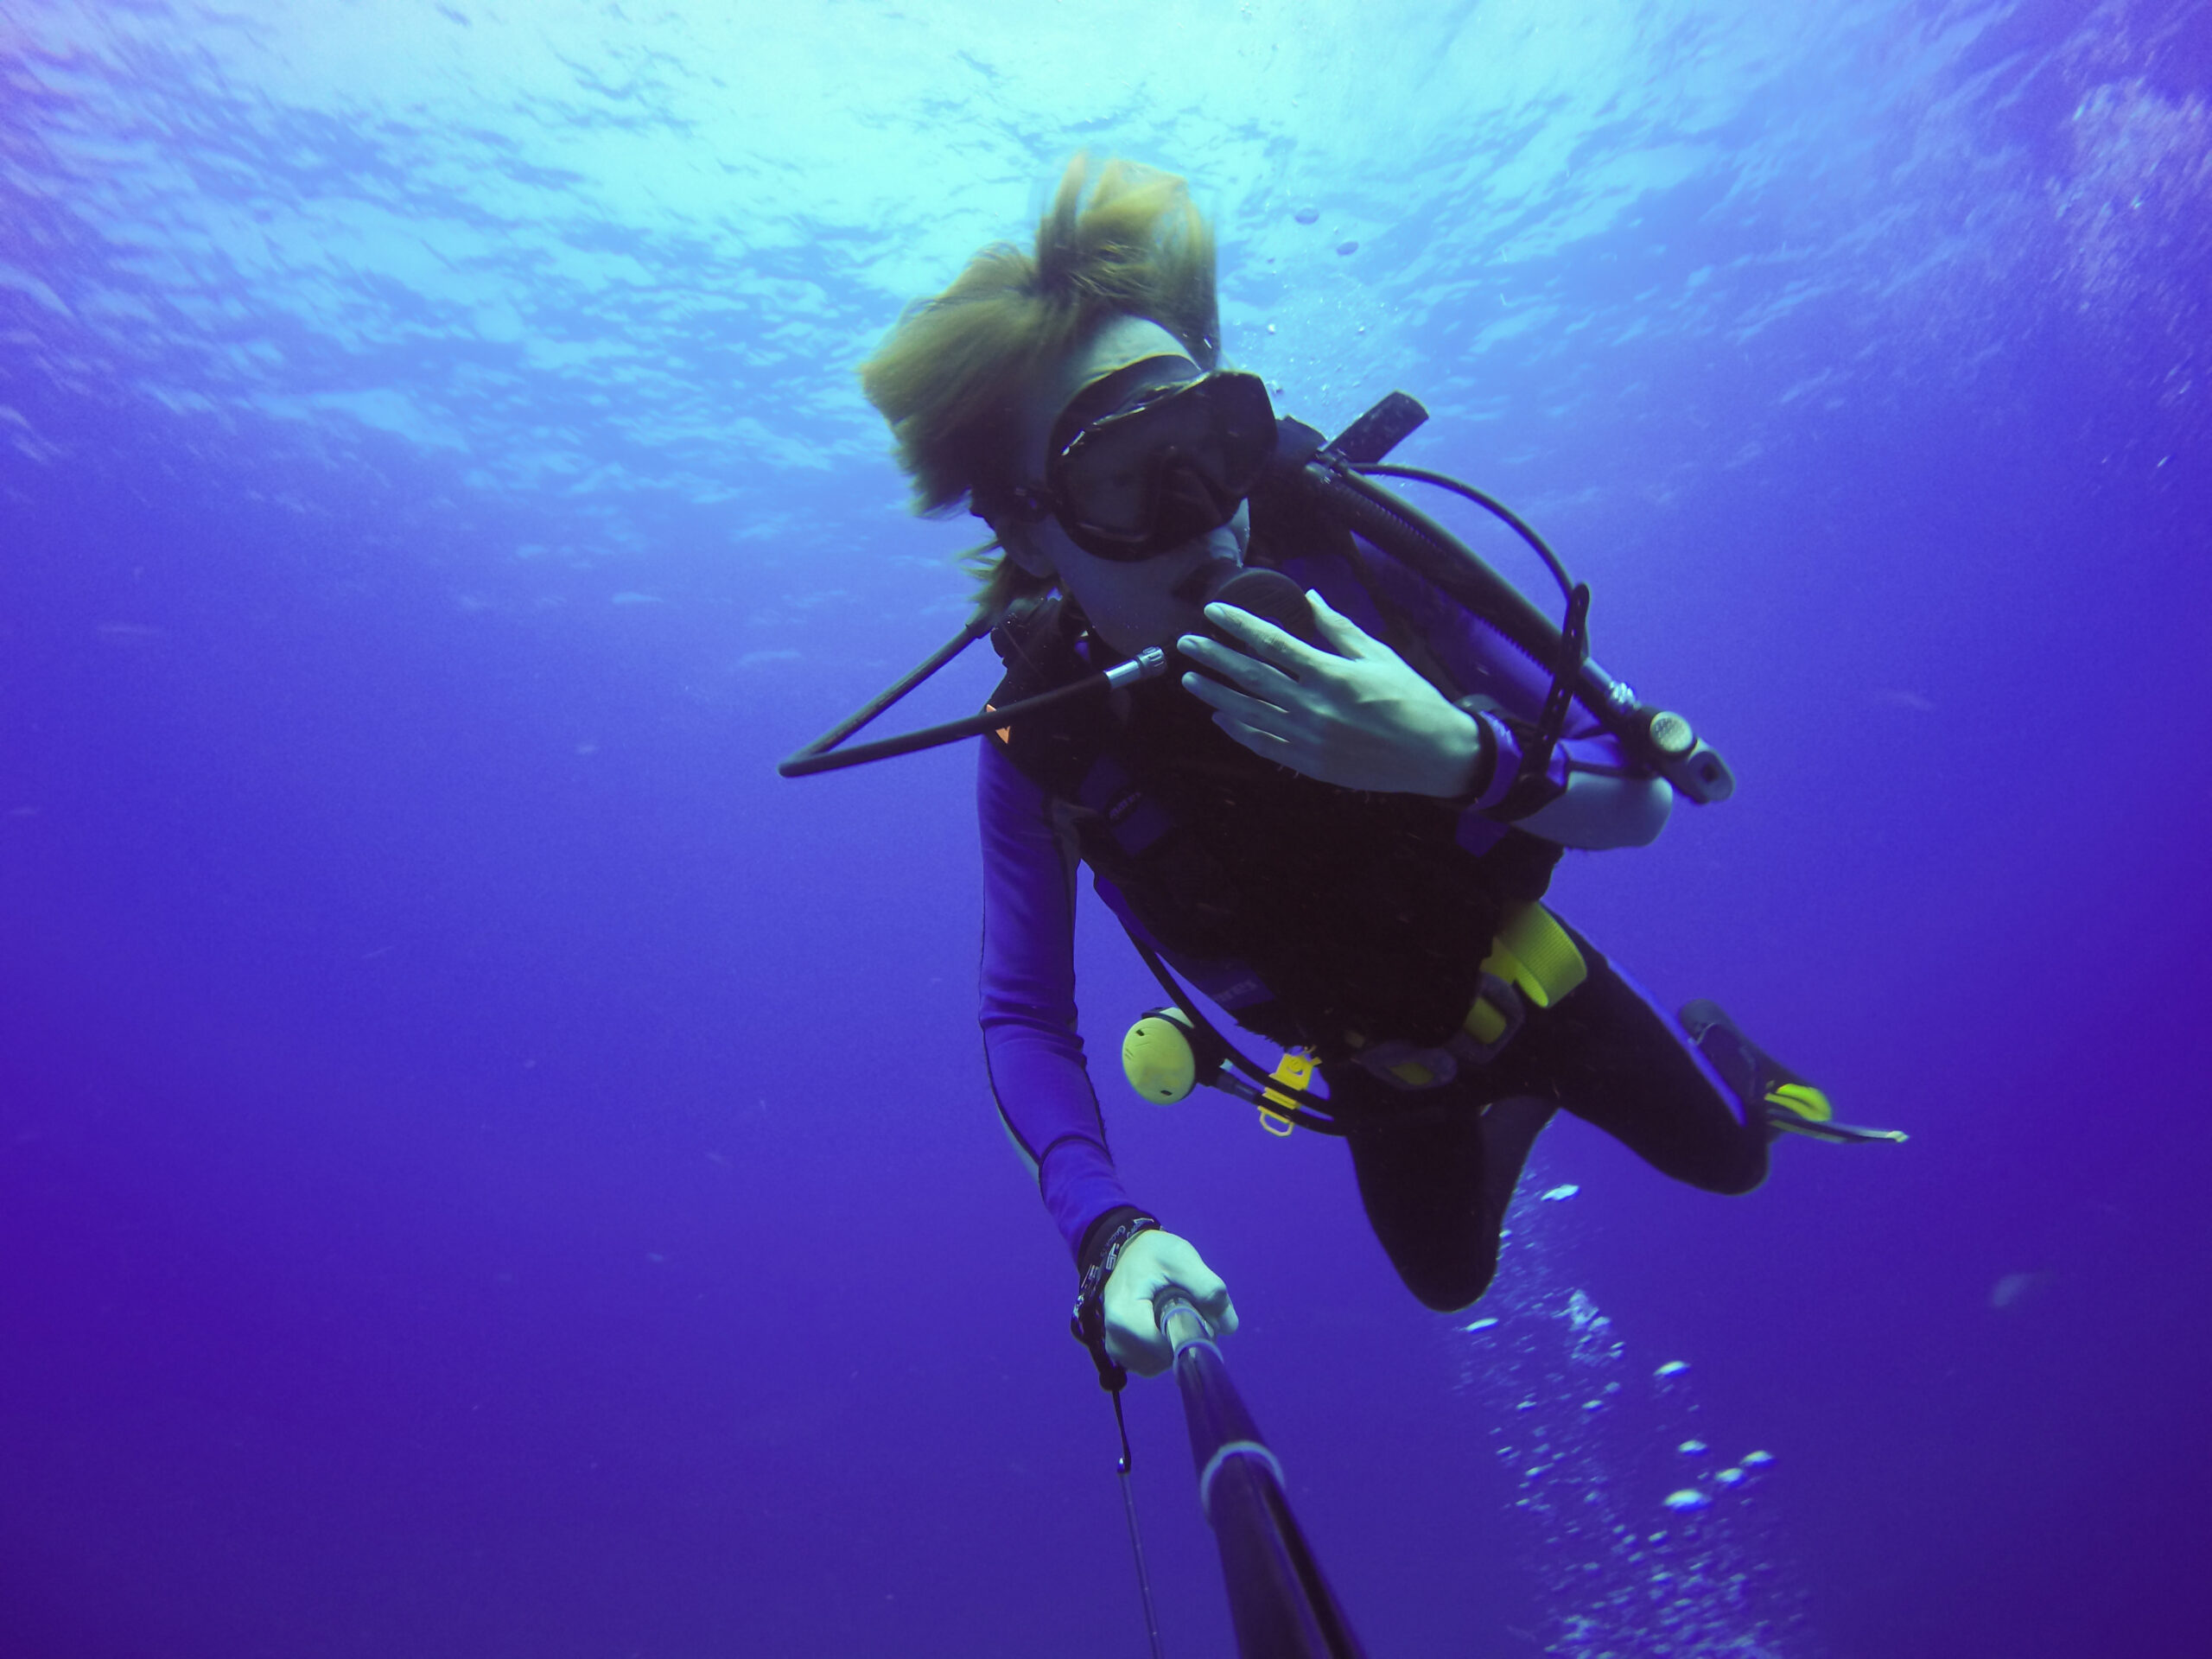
[1452,1160,1813,1656]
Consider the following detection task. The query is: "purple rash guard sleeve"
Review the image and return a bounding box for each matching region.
[977,739,1137,1261]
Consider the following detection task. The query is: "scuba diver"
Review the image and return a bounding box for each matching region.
[796,155,1897,1389]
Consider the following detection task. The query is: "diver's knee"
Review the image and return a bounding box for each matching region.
[1697,1154,1770,1198]
[1408,1258,1497,1313]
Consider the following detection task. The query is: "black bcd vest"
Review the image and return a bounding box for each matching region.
[987,532,1561,1058]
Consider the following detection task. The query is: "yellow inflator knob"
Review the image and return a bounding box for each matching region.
[1122,1011,1199,1103]
[1488,904,1588,1009]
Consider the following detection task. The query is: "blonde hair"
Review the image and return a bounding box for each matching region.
[860,154,1220,610]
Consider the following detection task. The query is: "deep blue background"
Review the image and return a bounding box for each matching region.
[6,2,2211,1655]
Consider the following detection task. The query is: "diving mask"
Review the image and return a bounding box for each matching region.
[1009,359,1280,563]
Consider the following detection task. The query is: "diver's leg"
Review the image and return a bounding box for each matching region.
[1478,1095,1558,1225]
[1484,934,1770,1195]
[1337,1068,1555,1312]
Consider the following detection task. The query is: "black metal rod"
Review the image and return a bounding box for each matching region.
[1158,1296,1368,1659]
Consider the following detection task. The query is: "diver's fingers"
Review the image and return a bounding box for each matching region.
[1101,1265,1170,1376]
[1176,631,1301,702]
[1211,714,1295,761]
[1200,602,1329,677]
[1137,1232,1235,1333]
[1180,671,1298,732]
[1307,592,1387,660]
[1102,1230,1229,1378]
[1102,1306,1173,1377]
[1205,1291,1240,1338]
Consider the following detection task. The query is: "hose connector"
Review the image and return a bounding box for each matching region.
[1105,646,1170,690]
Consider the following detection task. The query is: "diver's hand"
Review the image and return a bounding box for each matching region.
[1103,1230,1238,1378]
[1177,593,1485,796]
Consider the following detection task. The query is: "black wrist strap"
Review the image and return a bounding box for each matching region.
[1070,1212,1160,1475]
[1071,1214,1160,1386]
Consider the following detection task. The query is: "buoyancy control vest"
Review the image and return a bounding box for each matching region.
[986,560,1564,1061]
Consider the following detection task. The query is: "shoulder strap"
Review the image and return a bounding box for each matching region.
[988,594,1081,696]
[986,594,1116,801]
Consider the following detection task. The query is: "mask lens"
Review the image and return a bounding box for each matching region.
[1049,372,1276,560]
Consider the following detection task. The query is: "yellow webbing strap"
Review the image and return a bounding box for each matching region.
[1258,1052,1315,1138]
[1249,911,1586,1138]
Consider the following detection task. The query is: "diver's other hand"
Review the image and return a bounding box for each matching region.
[1102,1229,1237,1378]
[1178,593,1485,796]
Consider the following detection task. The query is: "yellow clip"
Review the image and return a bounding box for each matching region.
[1259,1051,1316,1138]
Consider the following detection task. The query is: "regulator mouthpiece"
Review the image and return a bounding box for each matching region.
[1174,562,1322,649]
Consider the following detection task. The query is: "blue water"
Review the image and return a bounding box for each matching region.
[4,2,2208,1654]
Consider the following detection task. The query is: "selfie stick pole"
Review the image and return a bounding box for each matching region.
[1154,1292,1369,1659]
